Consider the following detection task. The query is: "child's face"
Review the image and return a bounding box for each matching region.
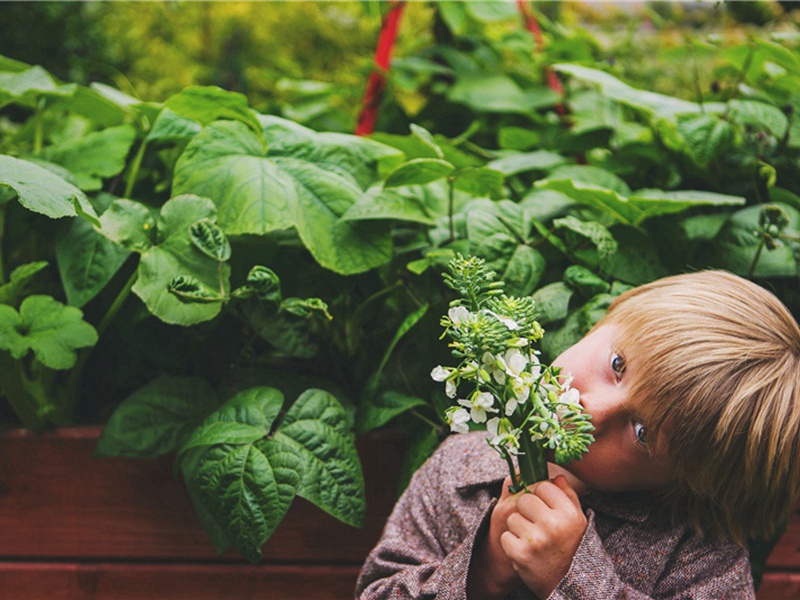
[552,324,670,493]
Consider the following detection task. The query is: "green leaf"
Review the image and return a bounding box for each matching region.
[676,115,736,168]
[165,85,262,134]
[554,216,618,266]
[131,195,230,325]
[95,198,158,252]
[147,108,203,143]
[274,389,364,527]
[488,151,567,176]
[0,261,48,306]
[189,218,231,262]
[629,189,745,224]
[357,391,427,435]
[554,63,701,117]
[531,282,573,324]
[167,275,222,303]
[708,204,799,278]
[0,295,97,369]
[729,99,789,138]
[449,74,560,113]
[0,66,67,108]
[465,1,518,21]
[384,158,455,188]
[0,156,98,222]
[547,165,631,196]
[453,167,504,197]
[234,266,282,303]
[564,265,609,297]
[173,119,394,275]
[409,123,444,159]
[536,178,641,225]
[95,376,219,458]
[181,387,285,455]
[606,225,668,285]
[340,187,435,226]
[56,208,131,307]
[184,438,301,562]
[38,125,137,191]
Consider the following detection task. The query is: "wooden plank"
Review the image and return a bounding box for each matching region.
[0,427,404,562]
[765,504,800,569]
[0,562,360,600]
[757,573,800,600]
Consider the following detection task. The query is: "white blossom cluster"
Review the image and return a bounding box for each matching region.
[434,256,594,487]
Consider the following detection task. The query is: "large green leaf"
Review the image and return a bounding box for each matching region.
[57,197,131,307]
[449,74,560,113]
[554,216,618,267]
[357,391,427,435]
[536,179,641,225]
[39,125,137,191]
[0,156,98,222]
[273,389,364,528]
[173,119,397,275]
[488,150,567,176]
[340,187,435,225]
[554,64,701,118]
[181,387,285,454]
[629,189,745,223]
[676,115,736,168]
[186,438,301,563]
[729,99,789,139]
[147,108,202,143]
[95,376,219,458]
[531,282,573,324]
[384,158,455,188]
[165,86,262,133]
[96,195,229,325]
[466,199,545,296]
[0,66,71,108]
[0,295,97,369]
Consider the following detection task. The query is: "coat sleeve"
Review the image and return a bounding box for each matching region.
[355,439,495,600]
[548,512,756,600]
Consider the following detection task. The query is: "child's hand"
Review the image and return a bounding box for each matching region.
[467,476,521,599]
[500,475,587,599]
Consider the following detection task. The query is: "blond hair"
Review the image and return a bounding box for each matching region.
[598,270,800,544]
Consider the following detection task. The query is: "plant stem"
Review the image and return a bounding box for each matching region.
[447,177,455,243]
[0,354,46,430]
[124,139,148,199]
[410,409,440,431]
[33,98,45,154]
[518,434,548,488]
[0,203,6,284]
[748,238,766,278]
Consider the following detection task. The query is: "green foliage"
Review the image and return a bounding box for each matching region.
[0,4,798,568]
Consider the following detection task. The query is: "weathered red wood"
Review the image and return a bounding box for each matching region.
[0,426,404,562]
[765,504,800,570]
[756,573,800,599]
[0,562,360,600]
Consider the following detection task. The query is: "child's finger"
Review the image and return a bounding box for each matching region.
[552,474,581,510]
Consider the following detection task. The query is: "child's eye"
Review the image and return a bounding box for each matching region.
[633,420,648,447]
[611,352,626,381]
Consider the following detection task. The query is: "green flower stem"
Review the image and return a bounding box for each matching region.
[518,433,548,488]
[124,138,148,199]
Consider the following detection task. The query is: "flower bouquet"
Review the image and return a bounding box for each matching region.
[432,255,594,492]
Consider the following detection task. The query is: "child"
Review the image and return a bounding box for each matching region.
[356,270,800,599]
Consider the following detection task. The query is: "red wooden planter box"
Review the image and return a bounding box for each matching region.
[0,427,797,599]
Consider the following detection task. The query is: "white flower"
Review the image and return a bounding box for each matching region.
[504,348,527,376]
[486,310,519,330]
[459,391,498,423]
[487,417,520,455]
[482,352,506,385]
[446,407,471,434]
[448,306,470,325]
[445,379,457,399]
[459,361,479,378]
[555,386,582,419]
[430,365,450,382]
[507,371,535,413]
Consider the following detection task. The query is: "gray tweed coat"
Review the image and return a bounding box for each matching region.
[356,431,754,599]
